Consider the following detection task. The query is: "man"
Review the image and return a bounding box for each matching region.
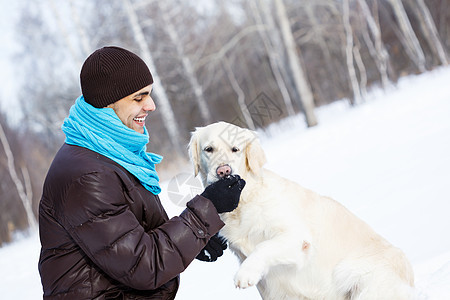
[38,46,245,299]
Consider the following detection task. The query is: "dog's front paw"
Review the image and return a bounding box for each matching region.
[234,262,264,289]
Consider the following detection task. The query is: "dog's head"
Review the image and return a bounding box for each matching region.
[189,122,267,186]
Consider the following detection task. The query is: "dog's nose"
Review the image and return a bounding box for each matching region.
[216,164,232,178]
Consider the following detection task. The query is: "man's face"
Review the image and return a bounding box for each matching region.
[107,85,155,134]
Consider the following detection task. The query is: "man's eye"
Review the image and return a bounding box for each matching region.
[134,97,143,102]
[204,146,213,153]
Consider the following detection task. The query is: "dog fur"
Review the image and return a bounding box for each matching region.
[189,121,415,300]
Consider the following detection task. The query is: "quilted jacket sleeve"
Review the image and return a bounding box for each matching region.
[58,170,224,291]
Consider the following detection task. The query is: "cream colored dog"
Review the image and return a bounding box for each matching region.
[189,121,415,300]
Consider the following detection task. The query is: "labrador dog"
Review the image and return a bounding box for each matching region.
[189,121,415,300]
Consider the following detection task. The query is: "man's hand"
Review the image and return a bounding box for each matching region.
[196,234,228,262]
[201,175,246,213]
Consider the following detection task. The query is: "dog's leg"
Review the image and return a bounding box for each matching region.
[234,235,311,289]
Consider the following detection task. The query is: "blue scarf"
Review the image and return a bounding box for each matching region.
[62,95,163,195]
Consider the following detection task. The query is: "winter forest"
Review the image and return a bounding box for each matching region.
[0,0,448,245]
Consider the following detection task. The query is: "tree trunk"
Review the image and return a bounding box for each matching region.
[357,0,391,89]
[158,1,212,124]
[0,123,37,230]
[223,56,255,130]
[388,0,427,72]
[274,0,317,127]
[412,0,448,66]
[123,0,183,152]
[353,38,368,99]
[304,3,345,91]
[21,166,33,207]
[343,0,362,105]
[251,0,295,117]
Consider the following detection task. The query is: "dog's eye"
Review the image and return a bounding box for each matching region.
[232,146,240,152]
[204,146,213,153]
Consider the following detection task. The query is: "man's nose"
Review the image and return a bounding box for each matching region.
[144,97,156,111]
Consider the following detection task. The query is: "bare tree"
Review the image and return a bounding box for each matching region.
[342,0,362,105]
[410,0,448,66]
[353,37,368,99]
[123,0,183,152]
[302,2,345,91]
[287,1,350,105]
[357,0,391,89]
[222,55,256,130]
[17,0,76,147]
[388,0,427,72]
[157,1,212,124]
[274,0,318,127]
[250,0,296,117]
[0,123,37,230]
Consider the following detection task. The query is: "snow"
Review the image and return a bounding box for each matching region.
[1,67,450,299]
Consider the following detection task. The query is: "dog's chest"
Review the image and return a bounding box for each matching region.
[220,204,274,258]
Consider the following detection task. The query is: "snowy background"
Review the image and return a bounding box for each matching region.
[1,67,449,299]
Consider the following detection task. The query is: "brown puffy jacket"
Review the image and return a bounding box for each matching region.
[38,144,224,299]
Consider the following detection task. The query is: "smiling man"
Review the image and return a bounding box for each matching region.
[106,85,155,134]
[38,46,245,299]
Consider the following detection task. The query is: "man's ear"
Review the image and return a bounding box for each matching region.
[188,131,200,176]
[245,137,267,174]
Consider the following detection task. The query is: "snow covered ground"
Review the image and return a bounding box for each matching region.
[1,67,450,299]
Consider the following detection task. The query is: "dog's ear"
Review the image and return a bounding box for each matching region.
[188,131,200,176]
[245,137,267,174]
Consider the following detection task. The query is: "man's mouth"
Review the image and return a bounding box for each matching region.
[133,116,146,125]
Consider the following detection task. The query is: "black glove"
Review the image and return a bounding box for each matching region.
[201,175,246,213]
[196,233,228,262]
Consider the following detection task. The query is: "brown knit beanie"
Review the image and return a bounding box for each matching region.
[80,46,153,108]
